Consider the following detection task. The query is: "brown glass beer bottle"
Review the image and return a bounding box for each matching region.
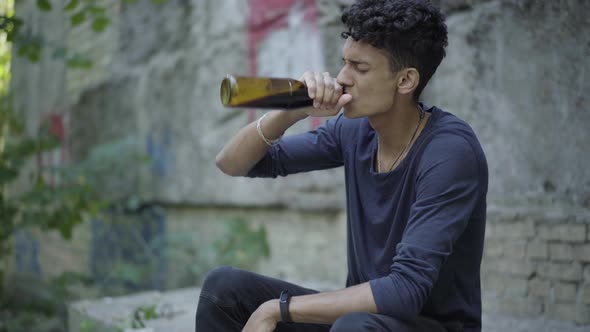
[220,75,313,109]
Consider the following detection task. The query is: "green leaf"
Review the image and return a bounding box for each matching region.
[59,219,75,239]
[27,51,41,62]
[91,16,110,32]
[5,17,24,42]
[64,0,79,11]
[16,44,29,57]
[87,6,106,15]
[66,56,93,69]
[36,0,52,11]
[0,166,18,185]
[70,11,86,26]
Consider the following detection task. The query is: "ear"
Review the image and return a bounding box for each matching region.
[396,68,420,96]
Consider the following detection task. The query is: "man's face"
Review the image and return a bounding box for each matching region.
[336,38,399,118]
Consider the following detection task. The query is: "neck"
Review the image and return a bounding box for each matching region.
[368,100,423,151]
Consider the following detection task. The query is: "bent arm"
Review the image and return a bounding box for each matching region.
[215,71,351,177]
[215,110,308,176]
[265,282,377,325]
[371,133,484,319]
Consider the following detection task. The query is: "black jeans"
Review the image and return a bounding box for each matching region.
[195,266,449,332]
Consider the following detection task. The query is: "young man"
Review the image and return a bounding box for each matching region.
[196,0,488,331]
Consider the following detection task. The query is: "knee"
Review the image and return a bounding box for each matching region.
[330,312,373,332]
[200,266,250,301]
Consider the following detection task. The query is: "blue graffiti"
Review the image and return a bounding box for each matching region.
[146,127,175,178]
[90,206,167,291]
[15,230,41,276]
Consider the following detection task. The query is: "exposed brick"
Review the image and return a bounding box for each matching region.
[493,258,535,278]
[482,294,499,313]
[574,244,590,263]
[485,222,497,240]
[549,243,575,262]
[480,256,494,272]
[546,303,590,325]
[552,282,577,303]
[580,283,590,304]
[497,296,543,317]
[494,220,536,239]
[482,272,505,293]
[528,278,550,298]
[503,240,527,259]
[526,240,548,259]
[503,277,528,296]
[484,238,503,257]
[538,224,586,243]
[546,303,576,322]
[537,262,583,282]
[577,305,590,325]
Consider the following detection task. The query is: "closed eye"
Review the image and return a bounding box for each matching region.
[342,58,369,73]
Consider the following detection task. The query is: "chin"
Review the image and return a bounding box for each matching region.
[342,105,363,119]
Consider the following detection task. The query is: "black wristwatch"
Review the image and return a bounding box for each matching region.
[279,290,293,323]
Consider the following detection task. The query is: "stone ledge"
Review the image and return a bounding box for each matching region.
[69,288,199,332]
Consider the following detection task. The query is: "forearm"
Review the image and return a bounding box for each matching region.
[215,110,308,176]
[274,282,378,325]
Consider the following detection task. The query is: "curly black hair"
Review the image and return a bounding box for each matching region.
[341,0,448,100]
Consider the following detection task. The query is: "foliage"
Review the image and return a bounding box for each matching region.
[1,0,169,68]
[87,215,271,296]
[0,273,68,332]
[0,99,147,332]
[0,94,104,267]
[166,217,271,287]
[130,304,158,329]
[214,218,271,270]
[0,1,273,332]
[84,217,271,331]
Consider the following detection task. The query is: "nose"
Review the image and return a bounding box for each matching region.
[336,66,352,90]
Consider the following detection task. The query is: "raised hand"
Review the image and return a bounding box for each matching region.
[299,71,352,117]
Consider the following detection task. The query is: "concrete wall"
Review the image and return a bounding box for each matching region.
[422,0,590,323]
[10,0,590,326]
[425,0,590,207]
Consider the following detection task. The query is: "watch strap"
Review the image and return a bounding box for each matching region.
[279,290,293,323]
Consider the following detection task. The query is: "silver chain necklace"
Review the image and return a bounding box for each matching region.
[377,108,425,173]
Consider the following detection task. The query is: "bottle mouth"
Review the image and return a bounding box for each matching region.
[220,76,231,106]
[219,75,236,106]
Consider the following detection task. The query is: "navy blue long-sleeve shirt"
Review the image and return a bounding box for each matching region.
[247,105,488,331]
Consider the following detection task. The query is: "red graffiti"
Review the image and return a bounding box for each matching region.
[38,112,70,186]
[48,113,65,141]
[247,0,323,130]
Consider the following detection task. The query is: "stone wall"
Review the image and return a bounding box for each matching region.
[10,0,590,326]
[483,206,590,324]
[425,0,590,207]
[423,1,590,324]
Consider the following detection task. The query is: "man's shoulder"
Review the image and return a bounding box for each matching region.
[429,106,474,132]
[426,106,483,149]
[420,106,488,168]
